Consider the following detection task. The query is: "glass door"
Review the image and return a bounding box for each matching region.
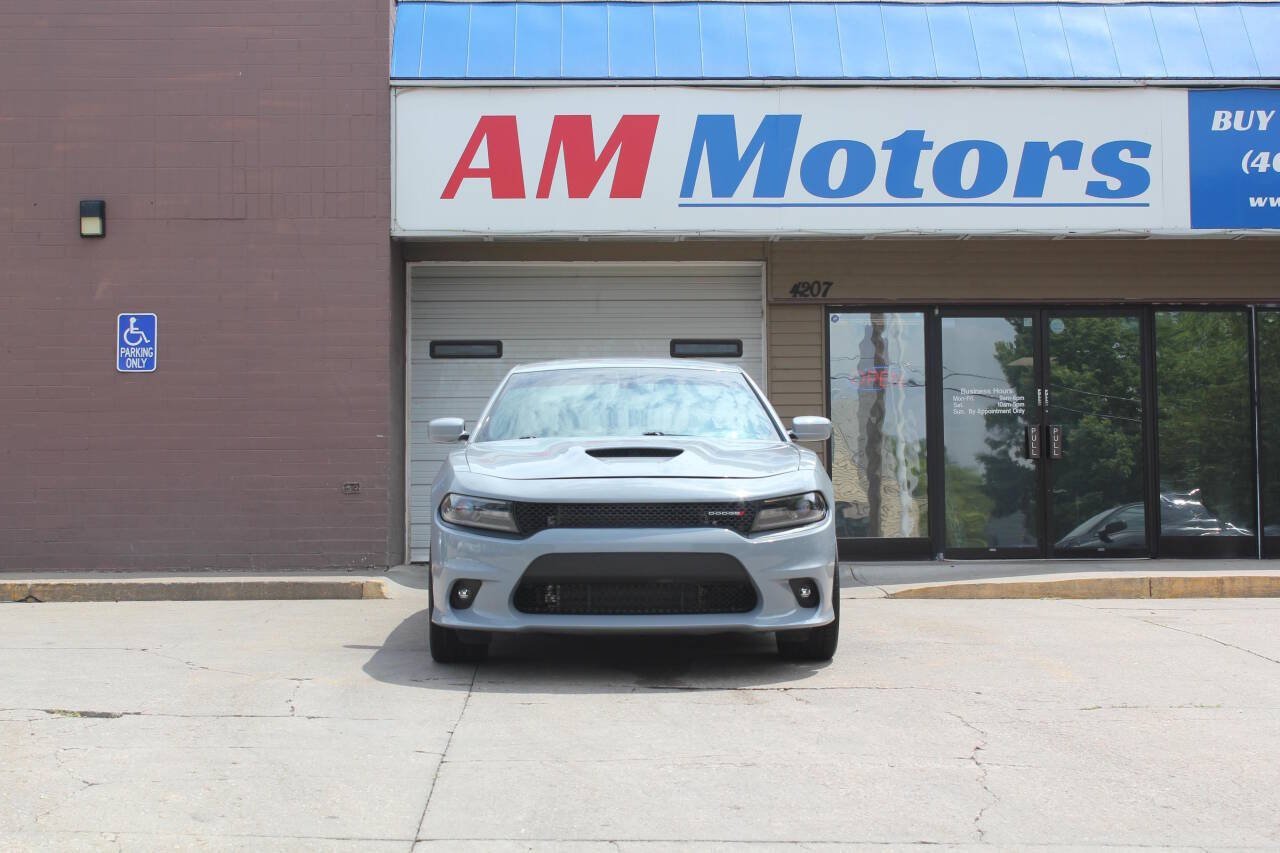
[938,309,1151,559]
[939,312,1041,557]
[1044,311,1149,556]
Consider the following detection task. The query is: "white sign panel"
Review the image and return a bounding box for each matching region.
[393,86,1194,237]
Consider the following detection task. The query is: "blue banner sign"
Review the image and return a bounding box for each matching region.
[1189,89,1280,230]
[117,313,157,372]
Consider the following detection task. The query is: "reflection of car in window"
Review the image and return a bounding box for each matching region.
[1159,490,1252,537]
[1054,491,1254,551]
[1056,503,1148,551]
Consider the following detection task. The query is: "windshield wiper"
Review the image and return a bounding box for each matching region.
[641,431,690,437]
[517,434,538,439]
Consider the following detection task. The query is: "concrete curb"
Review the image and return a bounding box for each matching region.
[3,579,387,603]
[887,575,1280,599]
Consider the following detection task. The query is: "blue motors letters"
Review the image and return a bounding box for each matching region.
[679,114,1153,202]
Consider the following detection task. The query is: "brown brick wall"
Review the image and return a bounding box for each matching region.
[0,1,394,570]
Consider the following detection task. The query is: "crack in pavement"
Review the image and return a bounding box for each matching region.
[415,663,479,842]
[626,684,984,696]
[948,711,997,844]
[1078,703,1231,712]
[1065,600,1280,667]
[33,747,104,827]
[135,647,258,678]
[1135,618,1280,667]
[0,645,260,678]
[16,709,395,722]
[6,830,416,843]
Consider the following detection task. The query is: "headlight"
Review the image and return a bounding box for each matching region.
[751,492,827,532]
[439,493,519,533]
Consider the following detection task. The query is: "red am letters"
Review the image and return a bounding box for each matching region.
[441,116,525,199]
[536,115,659,198]
[441,114,659,200]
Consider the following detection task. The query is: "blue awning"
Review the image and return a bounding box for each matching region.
[391,1,1280,81]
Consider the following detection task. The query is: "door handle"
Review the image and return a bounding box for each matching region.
[1025,424,1042,459]
[1049,425,1064,459]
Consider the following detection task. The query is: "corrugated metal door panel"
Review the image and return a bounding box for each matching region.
[407,263,764,562]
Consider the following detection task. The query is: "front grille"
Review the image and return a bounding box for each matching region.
[514,581,757,615]
[510,501,759,535]
[513,552,758,615]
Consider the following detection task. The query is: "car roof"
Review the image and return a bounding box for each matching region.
[508,358,745,374]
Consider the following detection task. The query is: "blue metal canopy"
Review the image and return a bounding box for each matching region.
[391,1,1280,81]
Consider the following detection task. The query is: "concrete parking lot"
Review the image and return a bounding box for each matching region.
[2,581,1278,851]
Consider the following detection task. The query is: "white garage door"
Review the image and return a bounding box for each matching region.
[408,262,765,562]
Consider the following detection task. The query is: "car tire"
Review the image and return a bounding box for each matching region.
[428,580,489,664]
[776,570,840,662]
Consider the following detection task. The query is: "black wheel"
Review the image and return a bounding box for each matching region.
[776,570,840,661]
[429,579,489,664]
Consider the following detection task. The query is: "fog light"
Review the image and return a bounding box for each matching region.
[789,578,820,608]
[449,579,482,610]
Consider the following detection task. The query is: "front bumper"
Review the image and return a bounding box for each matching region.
[430,515,837,634]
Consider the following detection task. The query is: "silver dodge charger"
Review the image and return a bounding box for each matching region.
[426,359,839,663]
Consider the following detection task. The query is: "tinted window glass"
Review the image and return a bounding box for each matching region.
[1155,310,1255,538]
[828,312,928,539]
[1046,313,1145,553]
[475,368,780,442]
[941,315,1038,550]
[1259,310,1280,549]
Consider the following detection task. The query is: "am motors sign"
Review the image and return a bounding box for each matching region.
[392,86,1275,237]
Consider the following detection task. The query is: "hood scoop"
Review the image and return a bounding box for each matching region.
[586,446,684,459]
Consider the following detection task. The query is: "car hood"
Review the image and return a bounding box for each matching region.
[464,437,801,481]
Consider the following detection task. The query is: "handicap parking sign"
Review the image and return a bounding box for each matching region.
[117,313,156,372]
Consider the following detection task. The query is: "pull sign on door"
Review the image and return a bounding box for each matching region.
[117,313,157,372]
[1049,424,1064,459]
[1026,424,1042,459]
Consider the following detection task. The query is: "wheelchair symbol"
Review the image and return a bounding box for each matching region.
[122,316,151,347]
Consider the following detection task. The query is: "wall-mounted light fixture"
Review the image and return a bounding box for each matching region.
[79,200,105,238]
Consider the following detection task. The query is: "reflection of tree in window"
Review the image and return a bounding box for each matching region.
[1260,311,1280,542]
[1156,311,1255,535]
[1039,316,1144,543]
[974,319,1037,537]
[940,316,1037,549]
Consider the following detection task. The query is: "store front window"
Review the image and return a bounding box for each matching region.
[826,305,1274,560]
[827,312,928,551]
[1259,310,1280,557]
[1154,310,1255,555]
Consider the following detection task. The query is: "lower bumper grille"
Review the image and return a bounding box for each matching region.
[512,552,758,615]
[514,580,757,615]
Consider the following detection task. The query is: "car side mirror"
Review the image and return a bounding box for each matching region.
[428,417,468,443]
[1099,519,1127,542]
[790,416,832,442]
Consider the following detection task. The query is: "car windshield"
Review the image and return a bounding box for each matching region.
[474,367,781,442]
